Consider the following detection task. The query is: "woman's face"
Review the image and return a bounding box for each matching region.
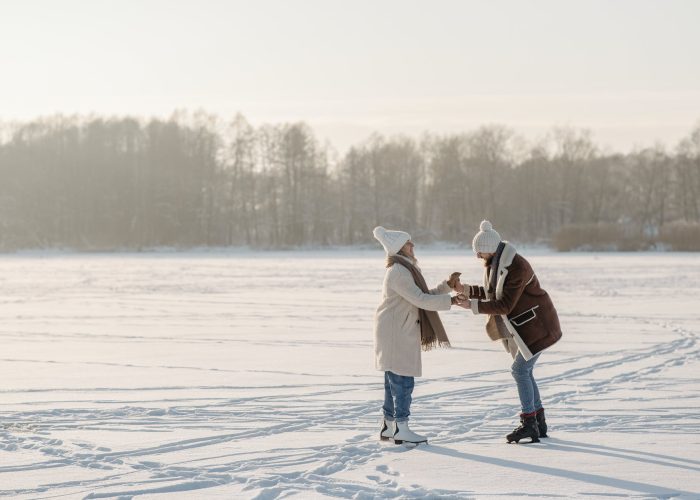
[477,252,494,264]
[400,240,415,259]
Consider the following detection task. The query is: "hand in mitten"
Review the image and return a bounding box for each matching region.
[450,293,469,306]
[447,272,464,292]
[452,294,470,309]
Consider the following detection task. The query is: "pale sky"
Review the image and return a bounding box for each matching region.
[1,0,699,153]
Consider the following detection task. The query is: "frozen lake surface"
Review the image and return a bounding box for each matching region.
[0,249,698,498]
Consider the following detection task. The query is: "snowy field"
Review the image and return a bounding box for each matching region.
[0,249,698,499]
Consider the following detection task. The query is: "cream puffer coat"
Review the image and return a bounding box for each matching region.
[374,257,452,377]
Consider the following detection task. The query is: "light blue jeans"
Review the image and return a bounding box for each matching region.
[382,371,414,422]
[511,352,542,415]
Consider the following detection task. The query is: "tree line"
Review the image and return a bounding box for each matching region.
[1,112,699,251]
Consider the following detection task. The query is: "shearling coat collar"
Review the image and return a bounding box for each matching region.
[484,242,518,301]
[481,243,534,359]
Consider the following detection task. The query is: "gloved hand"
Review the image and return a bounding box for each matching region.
[447,272,464,293]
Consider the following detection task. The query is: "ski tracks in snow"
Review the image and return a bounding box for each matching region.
[0,253,698,498]
[1,315,696,498]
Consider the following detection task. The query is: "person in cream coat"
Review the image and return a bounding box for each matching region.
[373,226,460,445]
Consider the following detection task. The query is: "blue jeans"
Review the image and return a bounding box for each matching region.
[511,352,542,415]
[382,371,414,422]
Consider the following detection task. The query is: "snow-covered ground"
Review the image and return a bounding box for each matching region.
[0,249,698,499]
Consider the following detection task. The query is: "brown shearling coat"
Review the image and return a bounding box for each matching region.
[468,243,562,357]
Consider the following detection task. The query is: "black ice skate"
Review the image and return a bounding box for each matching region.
[506,414,540,444]
[536,408,548,438]
[380,418,395,441]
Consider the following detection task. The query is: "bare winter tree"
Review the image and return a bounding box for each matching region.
[1,114,699,251]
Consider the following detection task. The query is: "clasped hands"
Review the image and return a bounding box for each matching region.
[447,272,469,308]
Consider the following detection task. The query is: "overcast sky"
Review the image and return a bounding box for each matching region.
[1,0,699,153]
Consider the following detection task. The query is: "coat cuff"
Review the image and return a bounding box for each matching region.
[436,280,452,294]
[470,299,479,315]
[441,293,453,310]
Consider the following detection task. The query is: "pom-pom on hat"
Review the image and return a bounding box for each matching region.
[373,226,411,256]
[472,220,502,254]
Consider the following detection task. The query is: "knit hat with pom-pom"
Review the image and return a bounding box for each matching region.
[472,220,502,254]
[373,226,411,256]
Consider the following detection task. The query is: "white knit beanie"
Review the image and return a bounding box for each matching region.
[373,226,411,256]
[472,220,502,254]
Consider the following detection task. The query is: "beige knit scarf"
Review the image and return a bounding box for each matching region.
[387,255,451,350]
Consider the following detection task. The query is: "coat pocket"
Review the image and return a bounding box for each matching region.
[509,306,539,327]
[401,311,418,329]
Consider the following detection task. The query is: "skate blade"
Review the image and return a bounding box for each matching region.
[507,437,540,444]
[395,439,428,448]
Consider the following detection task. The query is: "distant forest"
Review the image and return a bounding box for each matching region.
[1,112,699,251]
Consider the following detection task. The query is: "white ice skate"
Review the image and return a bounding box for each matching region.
[393,421,427,446]
[380,419,395,441]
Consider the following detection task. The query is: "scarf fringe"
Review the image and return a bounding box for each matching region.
[421,338,452,351]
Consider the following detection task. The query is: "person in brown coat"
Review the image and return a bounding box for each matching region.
[454,220,562,443]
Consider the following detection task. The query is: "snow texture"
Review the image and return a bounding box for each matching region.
[0,249,698,499]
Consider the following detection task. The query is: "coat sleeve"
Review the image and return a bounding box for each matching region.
[474,266,527,316]
[430,280,452,295]
[467,284,486,299]
[389,266,452,311]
